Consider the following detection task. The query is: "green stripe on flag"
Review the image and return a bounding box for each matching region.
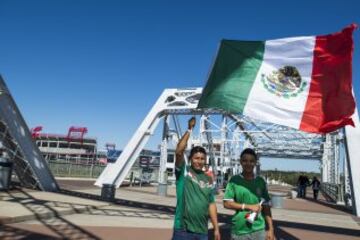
[198,40,265,113]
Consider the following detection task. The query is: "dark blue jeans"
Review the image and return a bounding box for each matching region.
[172,229,208,240]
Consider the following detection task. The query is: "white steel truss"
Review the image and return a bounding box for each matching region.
[95,87,360,217]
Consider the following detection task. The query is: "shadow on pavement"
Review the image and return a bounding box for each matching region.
[0,225,59,240]
[60,188,177,215]
[304,196,353,214]
[3,188,100,240]
[61,188,360,239]
[274,220,360,237]
[3,187,359,240]
[61,188,226,221]
[208,222,301,240]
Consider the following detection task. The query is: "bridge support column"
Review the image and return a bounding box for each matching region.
[344,109,360,216]
[158,115,169,196]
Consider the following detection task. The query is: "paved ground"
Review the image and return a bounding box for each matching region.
[0,179,359,240]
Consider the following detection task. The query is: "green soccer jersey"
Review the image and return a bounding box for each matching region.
[173,163,215,234]
[223,174,271,236]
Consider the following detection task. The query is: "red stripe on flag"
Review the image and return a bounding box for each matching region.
[300,24,357,133]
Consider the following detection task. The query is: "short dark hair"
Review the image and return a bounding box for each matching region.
[240,148,257,159]
[189,146,207,159]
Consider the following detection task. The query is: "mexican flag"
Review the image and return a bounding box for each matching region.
[198,24,357,134]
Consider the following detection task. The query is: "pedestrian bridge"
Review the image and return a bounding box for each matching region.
[94,88,360,218]
[0,75,359,224]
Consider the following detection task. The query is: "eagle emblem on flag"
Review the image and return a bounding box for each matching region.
[261,65,307,98]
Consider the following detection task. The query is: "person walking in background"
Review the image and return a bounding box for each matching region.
[172,117,220,240]
[298,174,310,198]
[311,176,321,200]
[302,175,310,198]
[297,175,303,198]
[223,148,274,240]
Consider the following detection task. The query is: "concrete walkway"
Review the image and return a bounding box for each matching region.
[0,181,359,240]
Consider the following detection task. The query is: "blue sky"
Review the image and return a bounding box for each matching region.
[0,0,359,172]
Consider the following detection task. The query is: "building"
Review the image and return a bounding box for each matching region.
[32,126,98,165]
[32,126,235,182]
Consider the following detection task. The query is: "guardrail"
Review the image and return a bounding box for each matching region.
[47,161,160,184]
[321,182,344,204]
[48,161,105,178]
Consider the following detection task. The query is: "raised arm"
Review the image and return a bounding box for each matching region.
[175,117,196,168]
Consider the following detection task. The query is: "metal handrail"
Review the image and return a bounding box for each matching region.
[321,182,344,204]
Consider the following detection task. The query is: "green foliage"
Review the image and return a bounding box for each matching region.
[260,170,320,186]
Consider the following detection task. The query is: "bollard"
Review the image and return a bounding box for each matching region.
[157,172,168,196]
[101,184,116,202]
[0,157,13,190]
[157,183,168,196]
[289,190,297,199]
[271,192,287,208]
[129,172,134,187]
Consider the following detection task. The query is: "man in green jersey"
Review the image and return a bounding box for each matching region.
[172,117,221,240]
[223,148,274,240]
